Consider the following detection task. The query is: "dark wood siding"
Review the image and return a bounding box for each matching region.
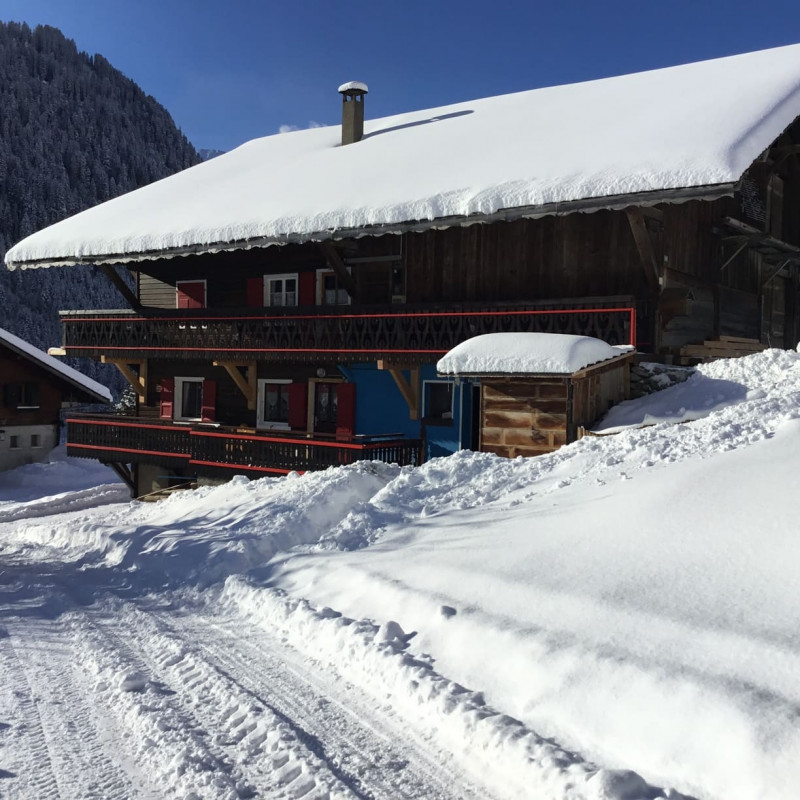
[0,354,65,425]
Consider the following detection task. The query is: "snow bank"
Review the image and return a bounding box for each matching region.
[0,461,397,588]
[7,43,800,267]
[0,445,120,504]
[437,333,630,375]
[222,581,660,800]
[594,346,800,431]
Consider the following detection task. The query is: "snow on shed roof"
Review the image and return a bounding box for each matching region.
[0,328,112,403]
[437,333,633,376]
[7,43,800,270]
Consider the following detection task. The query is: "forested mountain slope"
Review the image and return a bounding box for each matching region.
[0,20,200,389]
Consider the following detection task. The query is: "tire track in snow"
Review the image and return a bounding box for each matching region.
[1,618,135,800]
[130,602,493,800]
[0,628,61,799]
[81,602,353,800]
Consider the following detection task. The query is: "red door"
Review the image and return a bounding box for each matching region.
[176,280,206,309]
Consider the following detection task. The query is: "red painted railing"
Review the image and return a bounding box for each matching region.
[66,415,421,474]
[60,301,636,360]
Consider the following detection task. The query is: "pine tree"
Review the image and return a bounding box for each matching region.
[0,21,201,391]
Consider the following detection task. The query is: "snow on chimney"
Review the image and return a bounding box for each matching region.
[338,81,368,145]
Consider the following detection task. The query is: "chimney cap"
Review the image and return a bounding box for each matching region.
[338,81,369,95]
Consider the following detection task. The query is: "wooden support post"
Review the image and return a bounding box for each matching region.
[98,264,141,310]
[213,361,257,410]
[378,361,419,420]
[101,357,147,403]
[103,461,135,494]
[320,242,358,300]
[625,207,661,293]
[410,366,420,414]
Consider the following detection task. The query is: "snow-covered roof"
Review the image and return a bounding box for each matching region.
[0,328,112,403]
[7,43,800,270]
[437,333,632,376]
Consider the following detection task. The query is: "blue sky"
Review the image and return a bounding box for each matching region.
[4,0,800,152]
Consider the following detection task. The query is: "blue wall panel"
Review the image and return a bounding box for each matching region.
[340,363,479,461]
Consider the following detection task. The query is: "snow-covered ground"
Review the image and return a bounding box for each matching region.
[2,350,800,800]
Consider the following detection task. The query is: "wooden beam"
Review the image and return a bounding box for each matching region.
[98,264,140,309]
[102,461,135,494]
[640,206,664,222]
[101,357,147,403]
[625,208,660,293]
[720,240,750,273]
[320,243,358,300]
[376,360,415,371]
[762,259,791,288]
[384,366,419,420]
[213,361,257,409]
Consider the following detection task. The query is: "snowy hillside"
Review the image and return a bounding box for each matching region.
[1,349,800,800]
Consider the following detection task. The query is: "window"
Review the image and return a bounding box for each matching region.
[3,381,40,410]
[423,381,454,425]
[319,271,350,306]
[256,379,291,430]
[30,434,41,448]
[175,377,204,421]
[9,435,20,449]
[265,273,298,307]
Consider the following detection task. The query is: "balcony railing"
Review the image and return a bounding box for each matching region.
[60,298,637,362]
[66,414,421,475]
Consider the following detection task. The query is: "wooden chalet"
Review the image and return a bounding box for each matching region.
[0,328,111,471]
[5,44,800,495]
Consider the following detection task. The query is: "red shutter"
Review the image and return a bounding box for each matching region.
[246,276,264,307]
[176,280,206,309]
[287,382,308,430]
[201,379,217,422]
[335,383,356,440]
[299,271,315,306]
[159,378,174,418]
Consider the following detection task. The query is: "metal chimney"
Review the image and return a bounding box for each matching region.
[338,81,368,145]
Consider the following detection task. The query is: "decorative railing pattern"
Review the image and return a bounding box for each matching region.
[66,415,420,474]
[60,300,636,361]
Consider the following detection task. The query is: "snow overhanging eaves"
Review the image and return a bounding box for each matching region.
[7,182,736,270]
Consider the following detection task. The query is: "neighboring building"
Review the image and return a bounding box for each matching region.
[0,328,111,471]
[4,44,800,494]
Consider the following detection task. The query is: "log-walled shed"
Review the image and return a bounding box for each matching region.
[438,334,634,458]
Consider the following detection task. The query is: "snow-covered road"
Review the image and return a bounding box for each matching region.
[0,532,489,800]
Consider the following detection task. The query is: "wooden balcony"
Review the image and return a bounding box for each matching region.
[59,298,637,362]
[66,414,421,476]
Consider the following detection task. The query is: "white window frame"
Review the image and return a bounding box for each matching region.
[315,268,352,306]
[174,377,204,422]
[264,273,299,307]
[175,279,207,309]
[256,379,292,430]
[423,380,454,422]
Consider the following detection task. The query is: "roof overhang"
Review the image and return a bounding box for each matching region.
[8,182,736,270]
